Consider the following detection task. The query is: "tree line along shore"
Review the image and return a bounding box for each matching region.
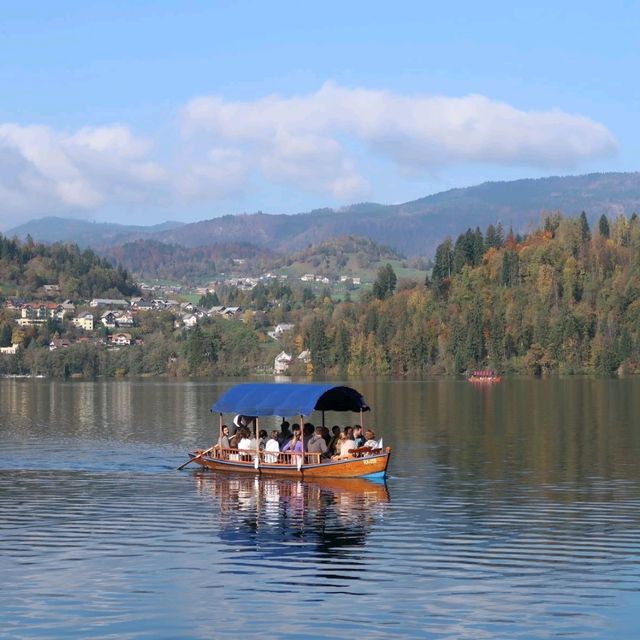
[1,210,639,378]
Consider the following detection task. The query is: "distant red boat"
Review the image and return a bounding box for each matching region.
[468,369,502,383]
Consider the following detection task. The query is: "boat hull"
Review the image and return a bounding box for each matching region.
[190,448,391,478]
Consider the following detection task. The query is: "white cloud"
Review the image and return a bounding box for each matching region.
[256,131,369,199]
[182,82,617,190]
[0,123,167,226]
[175,147,249,201]
[0,83,618,228]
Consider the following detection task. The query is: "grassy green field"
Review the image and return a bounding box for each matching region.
[274,256,426,300]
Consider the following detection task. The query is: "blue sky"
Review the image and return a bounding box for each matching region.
[0,1,638,229]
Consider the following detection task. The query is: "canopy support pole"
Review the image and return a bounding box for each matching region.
[360,408,364,430]
[219,413,223,451]
[322,411,325,429]
[255,417,260,470]
[300,413,305,473]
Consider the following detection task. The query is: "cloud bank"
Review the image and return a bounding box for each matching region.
[184,82,616,174]
[0,123,166,221]
[0,83,617,226]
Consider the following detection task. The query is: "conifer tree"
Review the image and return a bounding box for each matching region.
[579,211,591,242]
[373,264,397,300]
[431,238,453,281]
[598,214,610,238]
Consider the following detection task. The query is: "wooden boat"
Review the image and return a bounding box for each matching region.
[183,383,391,479]
[468,369,502,383]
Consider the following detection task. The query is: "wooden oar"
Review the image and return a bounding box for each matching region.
[177,446,215,471]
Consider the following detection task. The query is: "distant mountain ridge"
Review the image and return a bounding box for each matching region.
[4,217,185,247]
[6,172,640,256]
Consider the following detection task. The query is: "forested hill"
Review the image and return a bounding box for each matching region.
[103,239,278,280]
[101,235,404,281]
[272,235,404,269]
[300,211,640,376]
[0,235,138,300]
[4,212,640,379]
[7,172,640,258]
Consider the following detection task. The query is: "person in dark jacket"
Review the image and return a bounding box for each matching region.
[307,426,328,459]
[352,425,366,448]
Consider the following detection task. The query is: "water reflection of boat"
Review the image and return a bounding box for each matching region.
[186,383,391,478]
[194,473,389,558]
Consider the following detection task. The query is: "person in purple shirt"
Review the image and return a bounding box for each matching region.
[282,426,302,453]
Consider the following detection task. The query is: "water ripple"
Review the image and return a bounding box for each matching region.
[2,379,640,638]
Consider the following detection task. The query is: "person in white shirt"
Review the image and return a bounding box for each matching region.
[332,432,356,460]
[265,430,280,463]
[363,429,379,449]
[237,427,257,458]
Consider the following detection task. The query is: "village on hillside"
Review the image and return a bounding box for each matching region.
[0,230,419,377]
[0,270,339,373]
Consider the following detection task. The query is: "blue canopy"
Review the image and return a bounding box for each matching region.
[211,383,370,417]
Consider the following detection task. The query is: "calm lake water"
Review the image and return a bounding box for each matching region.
[1,377,639,639]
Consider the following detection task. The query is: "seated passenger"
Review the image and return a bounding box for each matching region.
[228,426,239,449]
[363,429,379,449]
[352,425,366,448]
[328,426,341,455]
[265,430,280,463]
[282,426,302,454]
[237,427,256,458]
[214,424,231,449]
[307,426,328,459]
[331,432,356,460]
[281,422,298,449]
[258,429,268,451]
[303,422,315,448]
[278,420,291,447]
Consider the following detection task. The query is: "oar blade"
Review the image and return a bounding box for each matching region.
[177,446,214,471]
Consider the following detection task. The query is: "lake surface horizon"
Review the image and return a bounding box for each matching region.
[1,377,639,639]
